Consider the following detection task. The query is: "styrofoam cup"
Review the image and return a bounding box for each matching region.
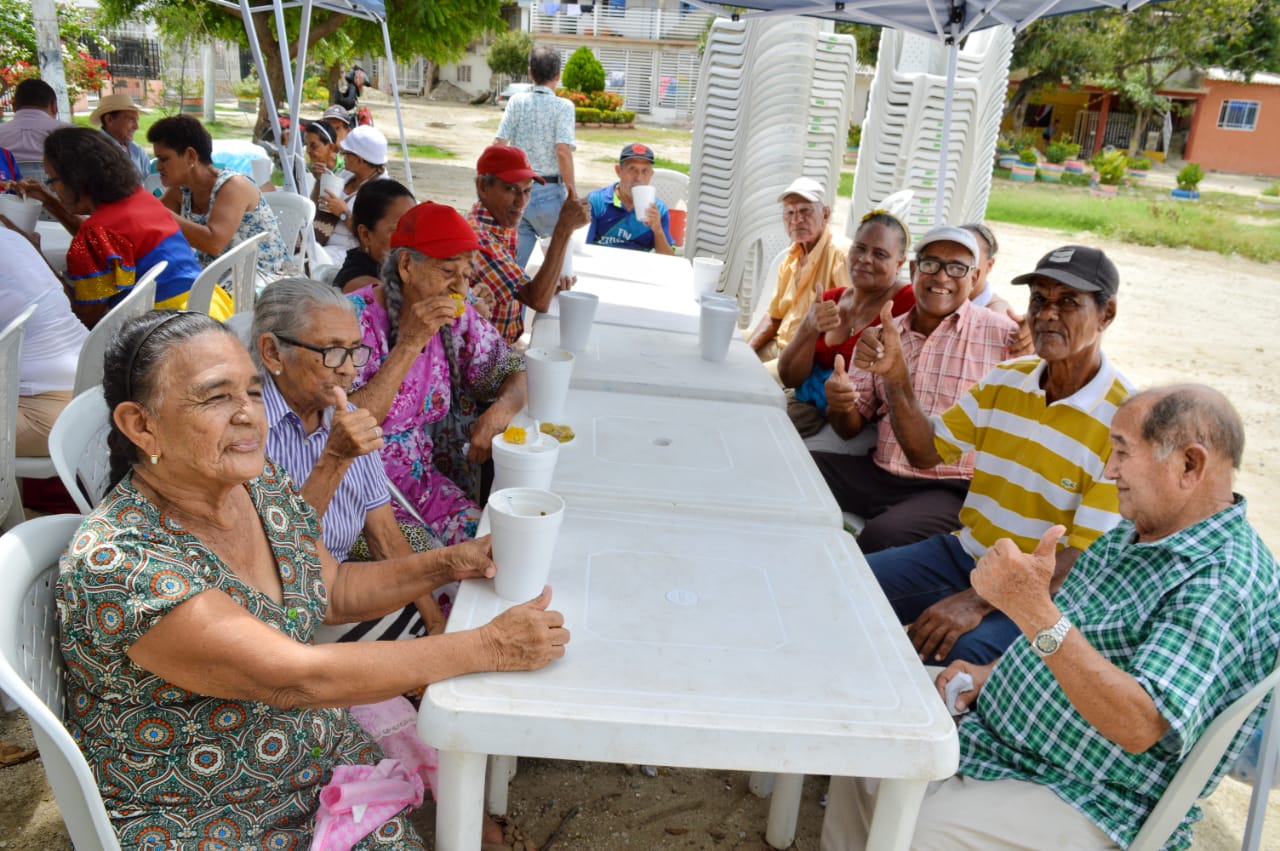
[489,488,566,602]
[556,291,598,351]
[0,194,41,234]
[692,256,724,300]
[319,172,344,202]
[699,300,738,363]
[631,184,656,221]
[491,432,561,492]
[538,237,574,278]
[524,346,575,421]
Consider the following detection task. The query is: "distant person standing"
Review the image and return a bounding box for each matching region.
[331,65,367,113]
[494,45,577,267]
[0,79,72,162]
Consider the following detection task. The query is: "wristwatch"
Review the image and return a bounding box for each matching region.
[338,211,349,222]
[1030,616,1072,658]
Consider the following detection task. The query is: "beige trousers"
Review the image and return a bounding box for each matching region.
[820,774,1119,851]
[17,390,72,458]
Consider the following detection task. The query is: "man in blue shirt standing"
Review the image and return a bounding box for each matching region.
[586,143,675,254]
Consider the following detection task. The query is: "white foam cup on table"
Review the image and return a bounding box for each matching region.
[556,291,599,351]
[537,237,574,279]
[491,432,561,492]
[691,256,724,300]
[488,487,566,602]
[0,194,41,234]
[699,300,739,363]
[524,346,575,421]
[319,172,345,202]
[631,185,656,221]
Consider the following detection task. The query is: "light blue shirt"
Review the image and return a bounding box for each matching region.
[496,85,576,177]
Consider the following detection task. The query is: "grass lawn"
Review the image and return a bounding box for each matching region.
[575,125,694,147]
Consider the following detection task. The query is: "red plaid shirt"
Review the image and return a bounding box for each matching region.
[466,202,527,344]
[851,299,1018,480]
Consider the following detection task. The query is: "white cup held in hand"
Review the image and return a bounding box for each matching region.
[691,256,724,300]
[699,300,738,363]
[0,194,40,234]
[537,237,574,278]
[631,184,656,223]
[556,291,599,351]
[319,172,345,203]
[488,488,566,602]
[524,346,575,421]
[491,432,561,493]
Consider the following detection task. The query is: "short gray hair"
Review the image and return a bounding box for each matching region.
[250,277,356,368]
[1126,384,1245,469]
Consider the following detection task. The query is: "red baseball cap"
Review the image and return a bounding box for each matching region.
[476,145,545,184]
[389,202,480,259]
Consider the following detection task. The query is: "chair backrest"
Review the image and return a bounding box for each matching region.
[250,157,274,187]
[187,232,267,316]
[1128,664,1280,851]
[224,311,256,348]
[650,168,690,209]
[73,268,159,397]
[142,172,164,198]
[48,387,112,515]
[0,305,36,529]
[263,191,317,279]
[0,515,121,850]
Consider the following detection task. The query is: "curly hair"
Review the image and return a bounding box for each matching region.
[42,127,140,206]
[147,114,214,164]
[855,209,910,259]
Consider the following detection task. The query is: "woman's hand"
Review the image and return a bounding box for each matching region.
[468,404,516,463]
[823,354,860,417]
[321,386,384,462]
[16,178,52,206]
[397,294,459,352]
[478,586,570,671]
[442,535,497,582]
[320,189,348,219]
[310,161,332,177]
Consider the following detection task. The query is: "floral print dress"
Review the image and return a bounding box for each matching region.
[55,462,424,850]
[349,285,525,545]
[179,169,292,282]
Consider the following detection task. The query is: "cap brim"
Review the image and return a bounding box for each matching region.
[1009,269,1104,292]
[777,191,823,203]
[496,169,545,185]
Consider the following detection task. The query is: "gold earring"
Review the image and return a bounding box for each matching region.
[150,453,159,465]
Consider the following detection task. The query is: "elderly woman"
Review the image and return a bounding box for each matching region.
[254,277,448,637]
[349,201,526,545]
[318,125,389,267]
[148,114,291,283]
[18,127,206,327]
[334,178,415,293]
[776,210,915,436]
[57,310,568,847]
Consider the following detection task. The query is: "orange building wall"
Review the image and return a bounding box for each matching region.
[1186,80,1280,177]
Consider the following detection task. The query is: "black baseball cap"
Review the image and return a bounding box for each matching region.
[1011,245,1119,297]
[619,143,656,164]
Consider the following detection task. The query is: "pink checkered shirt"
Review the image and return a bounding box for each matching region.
[851,299,1018,480]
[466,201,527,344]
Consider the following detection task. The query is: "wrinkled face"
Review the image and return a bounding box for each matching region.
[343,150,379,179]
[476,175,533,229]
[781,194,829,247]
[271,305,363,411]
[304,130,338,170]
[102,110,140,145]
[1103,399,1184,540]
[151,142,195,187]
[358,195,415,263]
[615,158,654,199]
[401,252,473,302]
[323,118,349,143]
[1027,279,1113,364]
[147,332,266,486]
[910,240,976,321]
[848,222,905,293]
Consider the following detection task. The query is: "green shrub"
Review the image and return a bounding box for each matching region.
[614,109,636,124]
[589,91,624,112]
[575,107,601,124]
[1045,141,1070,165]
[1018,146,1038,165]
[1094,149,1128,185]
[562,46,604,94]
[1176,163,1204,191]
[847,123,862,148]
[487,30,535,80]
[1262,181,1279,198]
[1127,156,1153,171]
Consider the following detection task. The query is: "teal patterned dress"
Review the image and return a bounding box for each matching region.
[55,461,425,850]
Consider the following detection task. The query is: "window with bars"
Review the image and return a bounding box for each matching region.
[1217,99,1259,131]
[457,65,472,83]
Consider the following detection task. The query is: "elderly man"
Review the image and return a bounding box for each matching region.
[467,144,590,344]
[823,385,1279,851]
[495,44,577,267]
[586,142,674,254]
[90,93,149,178]
[856,245,1131,665]
[811,226,1018,554]
[746,177,851,362]
[0,79,71,162]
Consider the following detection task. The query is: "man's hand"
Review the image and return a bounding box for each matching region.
[323,386,384,461]
[802,299,840,337]
[478,586,570,671]
[824,354,860,417]
[971,525,1064,621]
[1006,308,1034,357]
[555,275,576,294]
[935,660,996,713]
[641,200,663,233]
[853,301,904,376]
[397,295,459,352]
[442,535,497,582]
[556,187,591,231]
[910,590,991,663]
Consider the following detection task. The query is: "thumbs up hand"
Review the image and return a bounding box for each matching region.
[971,525,1066,619]
[322,384,384,463]
[823,353,861,417]
[853,301,904,376]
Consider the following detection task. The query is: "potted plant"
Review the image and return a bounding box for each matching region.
[1061,140,1086,174]
[1091,149,1127,197]
[1010,146,1038,182]
[167,74,204,114]
[1126,155,1152,183]
[1172,162,1203,201]
[232,75,260,112]
[1039,140,1068,182]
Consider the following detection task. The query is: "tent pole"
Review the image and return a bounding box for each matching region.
[240,0,286,168]
[380,19,414,195]
[273,0,300,192]
[935,35,958,224]
[284,0,314,195]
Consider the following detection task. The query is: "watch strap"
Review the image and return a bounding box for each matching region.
[1031,615,1072,658]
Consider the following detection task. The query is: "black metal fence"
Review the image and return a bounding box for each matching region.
[88,36,164,80]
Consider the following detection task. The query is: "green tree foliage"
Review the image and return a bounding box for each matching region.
[1006,14,1111,121]
[562,45,604,94]
[1200,0,1280,78]
[487,29,534,81]
[833,22,881,67]
[0,0,104,99]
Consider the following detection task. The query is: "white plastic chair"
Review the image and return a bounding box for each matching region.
[649,168,690,209]
[0,305,36,530]
[263,191,318,277]
[224,312,256,348]
[0,514,122,850]
[186,232,267,316]
[73,268,159,397]
[48,386,111,515]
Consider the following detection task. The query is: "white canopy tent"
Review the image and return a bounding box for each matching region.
[205,0,414,195]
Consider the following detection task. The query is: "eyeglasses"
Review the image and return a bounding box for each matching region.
[916,258,975,279]
[274,335,372,369]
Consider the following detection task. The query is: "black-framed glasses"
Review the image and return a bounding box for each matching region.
[916,258,975,279]
[275,334,372,369]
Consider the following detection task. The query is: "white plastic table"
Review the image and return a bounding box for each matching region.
[528,238,694,290]
[537,389,841,528]
[528,318,783,408]
[36,221,70,274]
[534,273,702,335]
[419,507,960,851]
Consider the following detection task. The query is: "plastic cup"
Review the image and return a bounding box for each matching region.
[491,432,561,493]
[556,291,599,351]
[488,488,566,602]
[699,300,739,363]
[0,194,41,234]
[537,237,574,278]
[692,257,724,300]
[319,172,344,203]
[524,346,575,422]
[631,185,656,222]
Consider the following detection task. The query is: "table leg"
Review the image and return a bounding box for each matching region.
[485,754,517,815]
[864,778,927,851]
[435,750,488,851]
[748,771,775,798]
[764,773,804,849]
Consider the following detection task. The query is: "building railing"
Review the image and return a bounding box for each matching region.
[530,4,713,42]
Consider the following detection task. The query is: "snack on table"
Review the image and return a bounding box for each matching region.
[448,292,467,317]
[539,422,576,443]
[502,425,528,445]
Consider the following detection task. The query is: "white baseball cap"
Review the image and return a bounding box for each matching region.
[340,125,388,166]
[777,177,827,204]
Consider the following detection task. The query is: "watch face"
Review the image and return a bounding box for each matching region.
[1033,632,1060,655]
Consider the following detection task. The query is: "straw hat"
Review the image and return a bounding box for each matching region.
[89,93,143,124]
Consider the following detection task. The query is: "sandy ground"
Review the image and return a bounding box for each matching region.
[3,97,1279,849]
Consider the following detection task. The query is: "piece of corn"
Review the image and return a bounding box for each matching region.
[449,292,466,317]
[502,425,528,445]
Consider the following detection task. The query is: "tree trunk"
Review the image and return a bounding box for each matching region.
[1128,105,1151,154]
[1003,73,1055,122]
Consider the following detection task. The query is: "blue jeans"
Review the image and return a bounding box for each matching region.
[516,182,567,268]
[866,533,1020,665]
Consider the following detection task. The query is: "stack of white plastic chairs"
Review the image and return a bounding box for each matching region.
[849,26,1013,243]
[686,18,856,324]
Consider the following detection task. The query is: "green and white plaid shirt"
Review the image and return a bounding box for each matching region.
[958,496,1279,850]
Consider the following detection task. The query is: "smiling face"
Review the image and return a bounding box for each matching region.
[1103,398,1185,541]
[102,110,140,146]
[304,129,338,171]
[476,175,534,229]
[848,221,906,294]
[781,194,830,249]
[1027,279,1115,364]
[910,240,975,323]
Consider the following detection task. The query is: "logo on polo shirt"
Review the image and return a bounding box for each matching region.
[1060,477,1078,490]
